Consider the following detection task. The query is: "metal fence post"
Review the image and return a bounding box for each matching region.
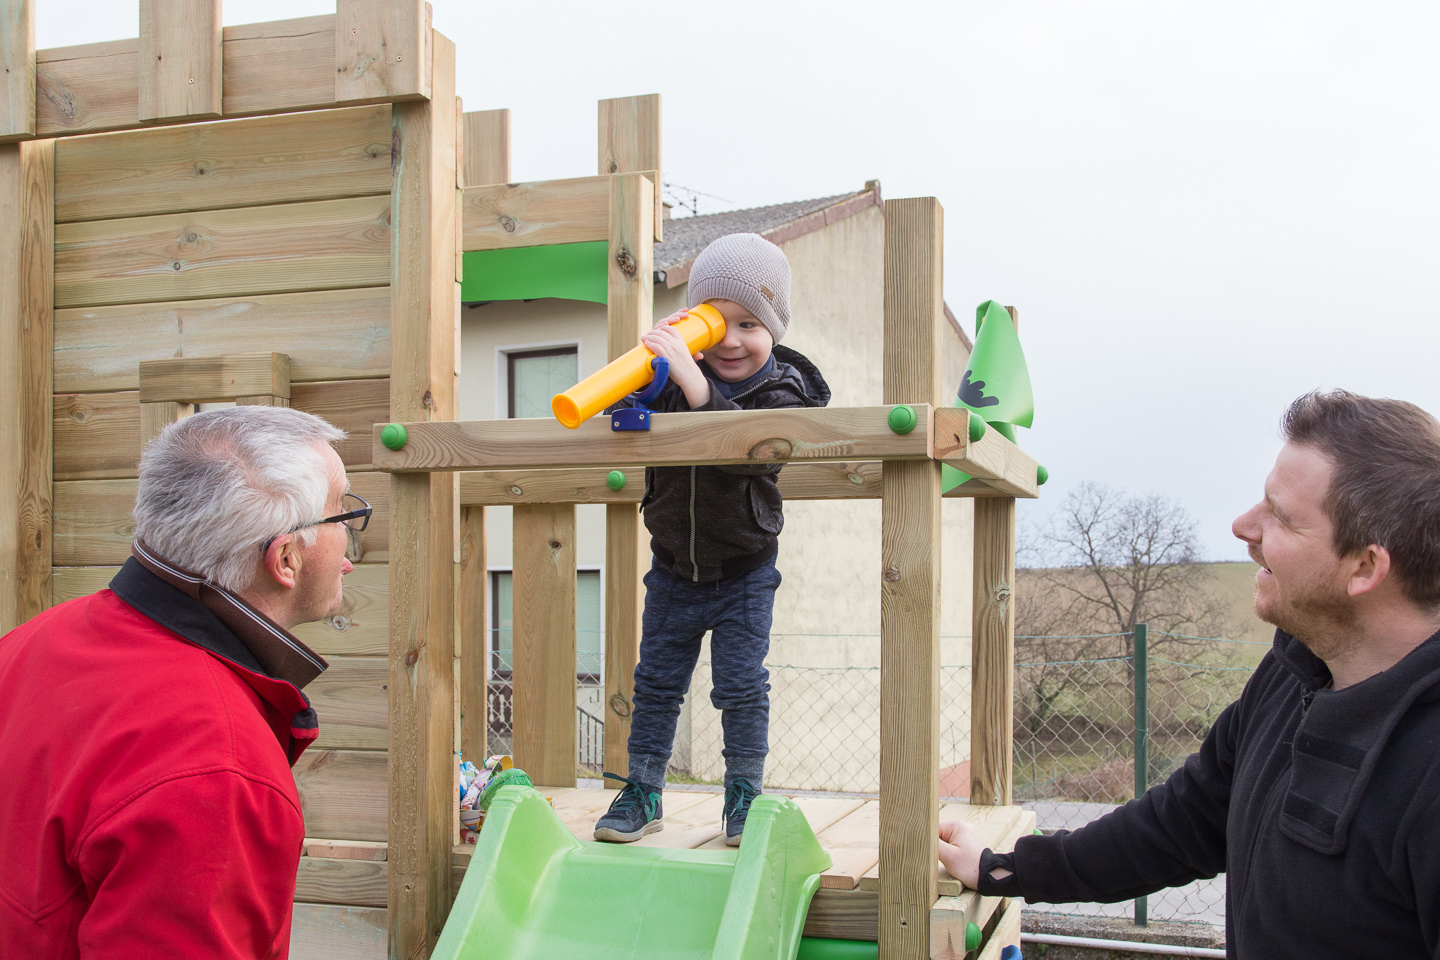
[1134,622,1149,927]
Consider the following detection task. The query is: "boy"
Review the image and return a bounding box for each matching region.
[594,233,830,845]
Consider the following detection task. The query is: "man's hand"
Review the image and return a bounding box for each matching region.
[643,309,710,409]
[938,819,996,890]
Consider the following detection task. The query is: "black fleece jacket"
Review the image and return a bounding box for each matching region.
[980,629,1440,958]
[609,345,830,582]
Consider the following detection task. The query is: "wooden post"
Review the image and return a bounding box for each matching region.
[138,0,222,123]
[459,504,487,763]
[512,503,578,787]
[0,0,36,141]
[970,498,1016,806]
[601,169,653,782]
[139,402,191,447]
[461,109,510,186]
[336,0,428,105]
[386,26,458,958]
[0,137,52,633]
[598,93,662,239]
[878,197,944,960]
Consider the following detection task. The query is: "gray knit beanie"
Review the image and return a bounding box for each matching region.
[687,233,791,344]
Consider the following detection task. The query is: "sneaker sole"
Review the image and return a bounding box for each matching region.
[725,831,742,847]
[593,818,663,843]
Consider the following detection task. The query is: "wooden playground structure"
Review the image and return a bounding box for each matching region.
[0,1,1040,956]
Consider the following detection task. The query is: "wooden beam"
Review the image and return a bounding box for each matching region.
[371,404,936,473]
[459,505,487,764]
[335,0,427,106]
[600,169,652,783]
[878,196,944,960]
[0,0,35,141]
[932,407,1039,499]
[54,194,391,310]
[0,137,52,631]
[53,103,391,223]
[970,496,1016,807]
[511,503,578,788]
[597,94,662,239]
[139,401,189,448]
[460,172,656,252]
[385,25,457,957]
[138,351,291,403]
[461,108,509,187]
[138,0,222,123]
[220,14,333,118]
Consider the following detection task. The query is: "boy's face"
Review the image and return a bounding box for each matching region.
[702,299,774,382]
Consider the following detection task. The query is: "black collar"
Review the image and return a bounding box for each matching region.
[109,543,327,690]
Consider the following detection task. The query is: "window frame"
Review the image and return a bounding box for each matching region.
[504,345,579,419]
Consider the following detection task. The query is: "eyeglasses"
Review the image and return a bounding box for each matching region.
[260,493,373,553]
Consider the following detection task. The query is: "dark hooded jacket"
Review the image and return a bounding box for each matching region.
[979,628,1440,958]
[609,344,830,582]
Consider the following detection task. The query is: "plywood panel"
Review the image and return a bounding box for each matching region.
[54,194,391,309]
[54,288,390,393]
[54,104,391,223]
[221,15,336,119]
[289,903,386,960]
[52,470,389,566]
[292,747,387,841]
[310,655,388,750]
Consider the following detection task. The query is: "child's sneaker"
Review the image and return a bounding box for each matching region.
[594,772,663,842]
[723,777,760,846]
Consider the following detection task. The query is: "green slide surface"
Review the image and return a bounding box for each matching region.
[434,786,832,960]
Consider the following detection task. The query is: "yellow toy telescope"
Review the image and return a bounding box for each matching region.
[551,303,728,428]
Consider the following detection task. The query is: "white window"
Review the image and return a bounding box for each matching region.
[507,347,578,418]
[490,569,602,680]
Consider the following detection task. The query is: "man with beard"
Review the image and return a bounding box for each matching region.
[938,390,1440,959]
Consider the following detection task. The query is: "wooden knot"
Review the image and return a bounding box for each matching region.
[422,390,434,408]
[883,567,900,583]
[548,539,562,550]
[509,485,523,496]
[748,437,792,460]
[404,650,419,667]
[329,615,352,632]
[499,214,516,233]
[993,580,1012,604]
[846,472,864,485]
[608,161,619,173]
[609,693,632,717]
[615,247,637,278]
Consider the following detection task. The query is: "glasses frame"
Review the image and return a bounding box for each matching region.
[260,493,372,554]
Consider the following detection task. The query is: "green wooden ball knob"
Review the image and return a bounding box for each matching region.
[606,470,626,491]
[887,404,917,435]
[966,921,982,952]
[1037,464,1049,485]
[381,423,408,451]
[969,416,987,443]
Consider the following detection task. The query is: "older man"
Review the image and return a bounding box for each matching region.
[940,390,1440,958]
[0,406,363,959]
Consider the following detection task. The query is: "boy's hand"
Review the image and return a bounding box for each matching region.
[937,820,992,890]
[642,312,710,409]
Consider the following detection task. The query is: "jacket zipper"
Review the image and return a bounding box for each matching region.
[1237,688,1314,925]
[688,466,699,582]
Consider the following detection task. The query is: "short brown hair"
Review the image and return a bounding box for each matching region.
[1283,390,1440,608]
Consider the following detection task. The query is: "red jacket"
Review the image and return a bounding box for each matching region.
[0,555,324,959]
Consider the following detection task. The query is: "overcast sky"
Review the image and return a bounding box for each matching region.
[40,1,1440,561]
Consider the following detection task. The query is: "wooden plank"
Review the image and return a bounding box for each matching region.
[459,505,487,764]
[0,138,52,631]
[804,888,879,941]
[55,380,388,481]
[0,0,35,141]
[694,795,865,852]
[52,470,390,566]
[139,400,189,448]
[335,0,426,106]
[221,15,335,119]
[294,563,391,656]
[461,108,509,187]
[54,104,391,223]
[292,748,388,842]
[371,405,935,474]
[139,0,222,123]
[511,503,577,789]
[879,196,945,960]
[305,838,388,860]
[54,288,390,393]
[556,787,713,840]
[973,900,1022,960]
[971,497,1016,806]
[603,501,643,780]
[385,27,458,957]
[932,407,1039,499]
[289,903,386,960]
[815,801,881,890]
[296,856,388,909]
[630,792,725,849]
[597,94,662,240]
[50,565,114,606]
[461,174,638,252]
[309,655,388,750]
[36,39,138,138]
[138,351,290,403]
[54,194,391,309]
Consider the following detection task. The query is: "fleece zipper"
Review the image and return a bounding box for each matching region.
[688,466,699,582]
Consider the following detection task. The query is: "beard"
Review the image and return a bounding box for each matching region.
[1255,573,1358,662]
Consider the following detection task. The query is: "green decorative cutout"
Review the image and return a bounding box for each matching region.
[943,300,1035,493]
[461,241,609,304]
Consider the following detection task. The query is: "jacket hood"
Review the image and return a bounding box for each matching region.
[1270,627,1440,854]
[770,345,831,406]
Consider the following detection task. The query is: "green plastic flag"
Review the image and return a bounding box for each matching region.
[942,300,1034,493]
[461,241,609,304]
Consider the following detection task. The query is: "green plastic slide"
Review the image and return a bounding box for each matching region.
[434,786,833,960]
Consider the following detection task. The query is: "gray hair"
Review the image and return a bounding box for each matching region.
[134,406,347,593]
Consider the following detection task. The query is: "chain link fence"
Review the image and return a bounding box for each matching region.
[479,627,1259,930]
